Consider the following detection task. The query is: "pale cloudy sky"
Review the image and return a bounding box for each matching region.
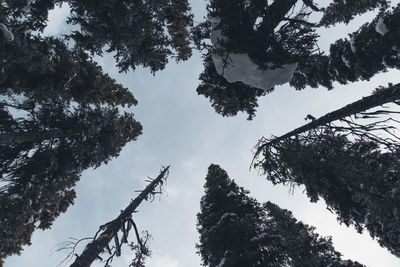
[5,1,400,267]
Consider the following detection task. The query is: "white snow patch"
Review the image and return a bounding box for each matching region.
[217,213,237,225]
[349,35,356,53]
[0,23,14,42]
[209,16,298,91]
[216,257,226,267]
[227,191,237,197]
[375,17,389,36]
[341,55,351,68]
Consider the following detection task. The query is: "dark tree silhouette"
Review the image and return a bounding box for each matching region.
[197,164,364,266]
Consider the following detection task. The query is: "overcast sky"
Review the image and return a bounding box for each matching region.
[5,1,400,267]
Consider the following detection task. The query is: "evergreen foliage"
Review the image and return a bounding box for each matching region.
[294,4,400,90]
[1,0,194,73]
[320,0,389,26]
[197,54,267,120]
[0,7,143,257]
[194,1,400,119]
[67,0,193,72]
[256,131,400,257]
[197,164,364,266]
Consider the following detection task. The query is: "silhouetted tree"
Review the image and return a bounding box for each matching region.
[197,164,363,266]
[253,84,400,257]
[0,23,142,257]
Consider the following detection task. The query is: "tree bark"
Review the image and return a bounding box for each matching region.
[255,83,400,157]
[259,0,299,34]
[70,166,170,267]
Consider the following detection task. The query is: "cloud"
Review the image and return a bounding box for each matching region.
[147,254,180,267]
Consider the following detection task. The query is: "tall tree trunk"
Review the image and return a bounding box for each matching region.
[255,83,400,158]
[259,0,299,34]
[70,166,170,267]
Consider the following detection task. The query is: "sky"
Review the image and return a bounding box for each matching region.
[5,1,400,267]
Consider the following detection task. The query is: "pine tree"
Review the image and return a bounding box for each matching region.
[197,164,286,267]
[0,104,142,257]
[255,131,400,258]
[292,4,400,90]
[1,0,194,73]
[193,1,400,119]
[193,0,320,119]
[253,82,400,257]
[66,0,193,73]
[320,0,389,26]
[196,54,267,120]
[197,164,363,266]
[0,19,142,257]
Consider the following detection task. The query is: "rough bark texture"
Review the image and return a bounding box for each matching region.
[70,166,170,267]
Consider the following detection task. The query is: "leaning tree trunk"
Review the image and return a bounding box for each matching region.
[70,166,170,267]
[254,83,400,159]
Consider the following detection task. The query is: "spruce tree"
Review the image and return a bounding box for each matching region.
[254,130,400,258]
[253,82,400,257]
[0,18,142,257]
[193,1,399,119]
[1,0,194,73]
[0,104,142,257]
[320,0,389,26]
[197,164,363,266]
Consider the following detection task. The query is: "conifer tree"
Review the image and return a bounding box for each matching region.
[0,103,142,257]
[193,1,399,119]
[0,18,142,257]
[197,164,363,266]
[292,4,400,90]
[253,83,400,257]
[255,131,400,258]
[320,0,389,26]
[1,0,194,73]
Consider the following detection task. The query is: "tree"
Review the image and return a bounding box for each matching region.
[254,130,400,258]
[0,23,142,257]
[68,166,170,267]
[196,54,267,120]
[67,0,194,73]
[197,164,363,266]
[194,0,319,119]
[193,1,400,119]
[292,4,400,90]
[0,104,142,257]
[254,82,400,158]
[319,0,389,26]
[253,83,400,256]
[1,0,194,73]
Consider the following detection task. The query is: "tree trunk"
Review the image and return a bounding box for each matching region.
[259,0,299,34]
[70,166,170,267]
[255,83,400,157]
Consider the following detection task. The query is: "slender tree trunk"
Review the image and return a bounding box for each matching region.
[0,129,80,146]
[259,0,298,34]
[70,166,170,267]
[255,83,400,157]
